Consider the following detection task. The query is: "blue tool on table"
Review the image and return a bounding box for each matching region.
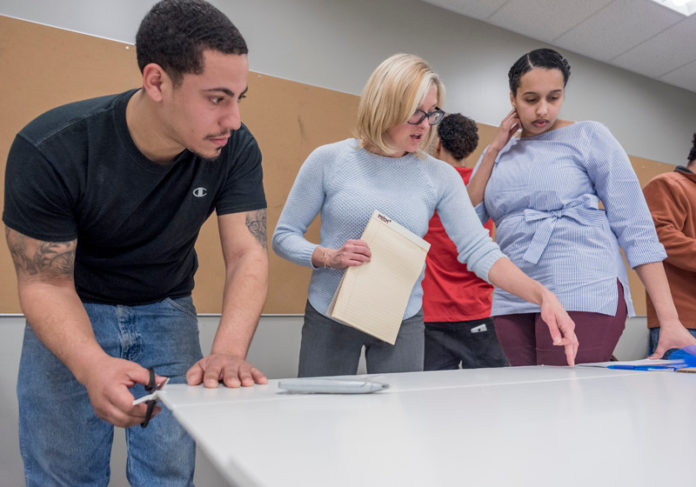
[607,346,696,371]
[664,345,696,363]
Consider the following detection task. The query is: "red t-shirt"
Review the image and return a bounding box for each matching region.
[422,166,494,322]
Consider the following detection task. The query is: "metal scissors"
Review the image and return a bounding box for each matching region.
[132,367,168,428]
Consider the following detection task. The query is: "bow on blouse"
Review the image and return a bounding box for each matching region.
[522,195,606,265]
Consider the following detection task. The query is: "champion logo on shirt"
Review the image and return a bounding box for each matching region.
[192,187,208,198]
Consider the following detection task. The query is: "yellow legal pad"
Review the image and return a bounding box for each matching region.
[328,210,430,344]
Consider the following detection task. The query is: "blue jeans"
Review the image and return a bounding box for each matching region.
[649,327,696,357]
[424,318,509,370]
[17,296,203,487]
[298,301,425,377]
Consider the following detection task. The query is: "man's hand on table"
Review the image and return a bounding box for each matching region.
[186,353,268,388]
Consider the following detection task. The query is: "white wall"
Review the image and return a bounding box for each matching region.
[2,0,695,164]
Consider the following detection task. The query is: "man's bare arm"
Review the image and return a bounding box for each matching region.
[6,227,75,280]
[186,209,269,388]
[245,209,267,250]
[5,226,156,426]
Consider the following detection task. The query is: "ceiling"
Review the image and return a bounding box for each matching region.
[422,0,696,93]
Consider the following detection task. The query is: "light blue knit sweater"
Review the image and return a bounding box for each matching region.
[272,138,504,319]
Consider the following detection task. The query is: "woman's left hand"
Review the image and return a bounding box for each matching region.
[539,288,579,366]
[649,319,696,359]
[487,258,579,366]
[490,109,521,152]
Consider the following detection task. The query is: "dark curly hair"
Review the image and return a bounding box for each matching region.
[136,0,247,86]
[508,48,571,95]
[437,113,479,161]
[689,132,696,164]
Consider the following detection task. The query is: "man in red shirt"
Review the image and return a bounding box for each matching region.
[422,113,508,369]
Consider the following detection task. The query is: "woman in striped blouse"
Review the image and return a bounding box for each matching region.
[467,48,696,365]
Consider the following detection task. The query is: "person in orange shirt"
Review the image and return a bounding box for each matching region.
[643,132,696,355]
[422,113,508,369]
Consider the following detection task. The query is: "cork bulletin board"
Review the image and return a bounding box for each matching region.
[0,15,674,315]
[0,15,357,314]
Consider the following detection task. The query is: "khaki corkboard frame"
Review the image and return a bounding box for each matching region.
[0,16,674,315]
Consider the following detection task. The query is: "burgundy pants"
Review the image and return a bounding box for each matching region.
[494,281,627,366]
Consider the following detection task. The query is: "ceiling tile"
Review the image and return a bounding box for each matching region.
[420,0,508,20]
[418,0,696,93]
[659,59,696,92]
[612,14,696,77]
[487,0,613,42]
[554,0,684,61]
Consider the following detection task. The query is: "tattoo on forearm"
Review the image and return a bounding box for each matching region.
[245,210,267,249]
[5,227,76,280]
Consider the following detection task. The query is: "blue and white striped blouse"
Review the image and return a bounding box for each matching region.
[475,121,666,317]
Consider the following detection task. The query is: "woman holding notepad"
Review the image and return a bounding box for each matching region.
[272,53,577,377]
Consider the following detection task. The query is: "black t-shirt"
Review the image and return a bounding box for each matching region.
[3,90,266,305]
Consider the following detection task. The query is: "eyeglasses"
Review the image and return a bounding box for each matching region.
[407,108,445,126]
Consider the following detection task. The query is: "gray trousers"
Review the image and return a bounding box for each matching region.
[298,301,425,377]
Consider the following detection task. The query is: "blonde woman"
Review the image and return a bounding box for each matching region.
[272,53,578,377]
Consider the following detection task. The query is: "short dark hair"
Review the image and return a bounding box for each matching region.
[508,48,571,95]
[688,132,696,164]
[437,113,479,161]
[136,0,247,86]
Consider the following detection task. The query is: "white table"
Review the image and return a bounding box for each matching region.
[160,366,696,487]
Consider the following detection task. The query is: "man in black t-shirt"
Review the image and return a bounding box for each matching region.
[3,1,268,485]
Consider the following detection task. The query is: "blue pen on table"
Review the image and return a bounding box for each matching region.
[607,364,681,371]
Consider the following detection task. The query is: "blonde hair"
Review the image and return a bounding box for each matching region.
[357,53,445,158]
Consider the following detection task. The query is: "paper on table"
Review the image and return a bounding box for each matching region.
[327,210,430,345]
